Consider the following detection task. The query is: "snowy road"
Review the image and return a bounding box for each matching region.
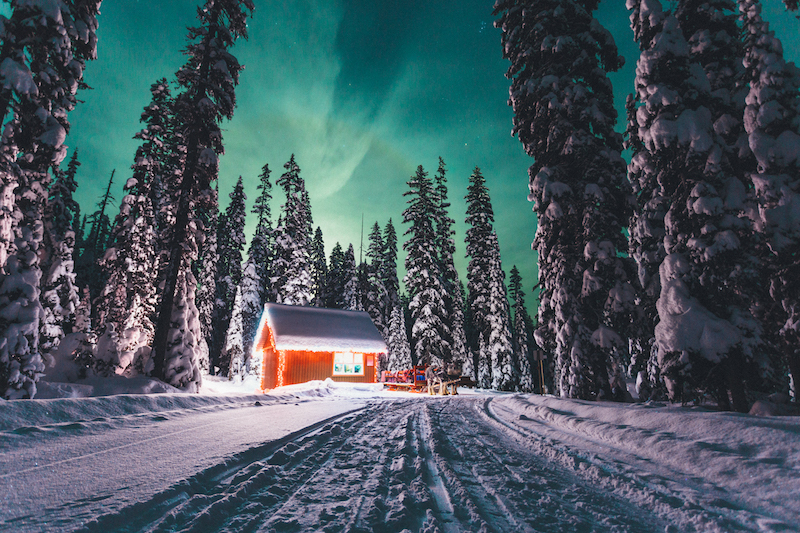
[1,386,798,532]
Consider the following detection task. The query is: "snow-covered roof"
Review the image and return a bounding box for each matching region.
[262,303,387,353]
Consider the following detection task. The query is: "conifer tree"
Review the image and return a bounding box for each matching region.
[628,0,760,410]
[95,80,171,375]
[495,0,634,399]
[39,171,80,360]
[740,0,800,395]
[273,155,313,306]
[342,244,361,311]
[387,304,412,371]
[195,184,218,368]
[365,222,387,332]
[432,158,467,363]
[403,165,449,366]
[251,163,275,303]
[0,0,101,398]
[382,219,400,310]
[324,243,346,308]
[151,0,254,386]
[210,177,246,375]
[77,169,115,303]
[509,266,534,392]
[465,167,514,389]
[224,285,245,380]
[310,227,327,307]
[39,150,81,358]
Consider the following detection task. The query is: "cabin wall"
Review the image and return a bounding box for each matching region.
[283,351,378,386]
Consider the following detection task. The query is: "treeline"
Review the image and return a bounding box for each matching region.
[495,0,800,409]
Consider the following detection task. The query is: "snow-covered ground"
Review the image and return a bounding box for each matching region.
[1,379,798,532]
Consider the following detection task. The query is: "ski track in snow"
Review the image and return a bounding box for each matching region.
[57,398,658,533]
[2,392,798,533]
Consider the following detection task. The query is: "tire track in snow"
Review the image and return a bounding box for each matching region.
[426,398,660,533]
[482,396,791,533]
[77,397,676,533]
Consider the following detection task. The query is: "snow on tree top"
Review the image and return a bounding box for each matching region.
[263,303,387,354]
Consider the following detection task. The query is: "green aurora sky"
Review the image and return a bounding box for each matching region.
[12,0,800,300]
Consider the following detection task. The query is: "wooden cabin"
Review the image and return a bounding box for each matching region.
[254,302,387,390]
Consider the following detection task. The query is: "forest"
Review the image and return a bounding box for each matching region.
[0,0,798,414]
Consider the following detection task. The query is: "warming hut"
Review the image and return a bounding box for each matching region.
[255,302,387,390]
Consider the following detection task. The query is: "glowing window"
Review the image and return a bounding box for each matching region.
[333,352,364,376]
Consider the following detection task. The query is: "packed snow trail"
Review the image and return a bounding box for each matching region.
[2,388,798,532]
[0,395,362,532]
[75,398,661,533]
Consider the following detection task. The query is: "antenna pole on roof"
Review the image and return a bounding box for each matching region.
[360,213,364,264]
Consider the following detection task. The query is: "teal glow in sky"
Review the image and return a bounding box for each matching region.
[63,0,799,298]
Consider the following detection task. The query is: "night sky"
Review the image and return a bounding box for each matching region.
[23,0,800,298]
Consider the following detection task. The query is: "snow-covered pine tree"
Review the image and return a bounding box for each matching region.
[628,0,759,410]
[250,163,275,303]
[40,151,81,358]
[432,158,467,364]
[381,219,400,312]
[387,304,412,371]
[459,280,477,381]
[95,79,171,376]
[403,165,450,366]
[195,183,218,372]
[273,155,313,306]
[740,0,800,396]
[495,0,634,400]
[310,227,327,307]
[76,169,115,304]
[151,0,254,387]
[224,285,245,380]
[0,0,101,399]
[342,244,361,311]
[238,258,262,373]
[210,177,246,376]
[509,266,534,392]
[464,167,514,389]
[323,243,346,309]
[365,222,387,331]
[674,0,766,402]
[485,232,515,391]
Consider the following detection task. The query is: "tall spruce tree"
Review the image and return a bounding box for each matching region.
[77,169,115,305]
[151,0,254,387]
[495,0,635,400]
[324,242,346,309]
[404,165,450,366]
[464,167,515,389]
[740,0,800,396]
[95,80,171,376]
[382,219,400,311]
[40,163,80,359]
[629,0,760,410]
[273,155,313,306]
[210,177,247,376]
[509,266,534,392]
[342,244,361,311]
[310,227,327,307]
[387,304,412,371]
[432,158,467,363]
[251,163,275,303]
[224,285,245,380]
[0,0,101,398]
[365,222,388,333]
[195,183,219,372]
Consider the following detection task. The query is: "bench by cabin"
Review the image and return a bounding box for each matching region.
[254,302,387,390]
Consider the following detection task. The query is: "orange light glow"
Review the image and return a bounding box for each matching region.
[277,350,286,388]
